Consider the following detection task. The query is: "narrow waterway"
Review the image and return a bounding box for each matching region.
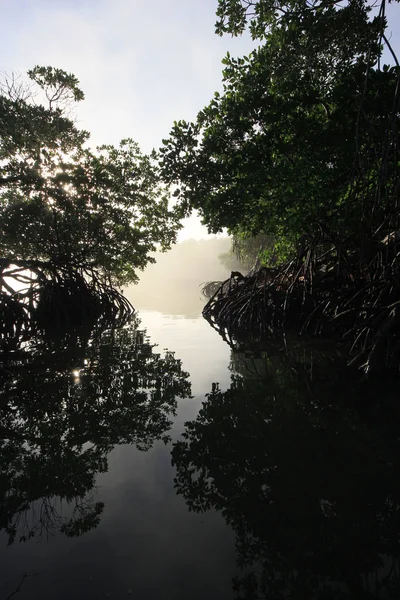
[1,284,400,599]
[0,288,239,599]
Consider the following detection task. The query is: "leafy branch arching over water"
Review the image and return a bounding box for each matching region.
[0,316,191,545]
[161,0,400,373]
[0,65,182,342]
[172,345,400,598]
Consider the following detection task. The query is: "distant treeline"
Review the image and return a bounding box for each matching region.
[135,237,244,287]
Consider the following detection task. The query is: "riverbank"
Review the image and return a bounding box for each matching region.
[202,242,400,375]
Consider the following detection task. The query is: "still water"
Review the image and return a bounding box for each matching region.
[1,287,400,599]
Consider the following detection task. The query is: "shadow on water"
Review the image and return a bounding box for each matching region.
[172,339,400,599]
[0,314,191,546]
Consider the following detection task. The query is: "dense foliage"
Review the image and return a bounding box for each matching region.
[219,232,273,272]
[160,0,400,372]
[160,0,399,262]
[0,66,181,287]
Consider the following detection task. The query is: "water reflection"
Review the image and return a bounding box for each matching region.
[172,343,400,599]
[0,316,191,546]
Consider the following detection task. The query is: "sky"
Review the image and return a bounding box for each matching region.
[0,0,257,240]
[1,0,399,240]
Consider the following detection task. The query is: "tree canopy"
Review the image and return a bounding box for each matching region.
[0,66,181,287]
[160,0,399,262]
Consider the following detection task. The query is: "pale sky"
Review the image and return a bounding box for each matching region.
[1,0,399,240]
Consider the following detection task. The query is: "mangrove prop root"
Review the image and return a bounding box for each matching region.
[202,247,400,374]
[0,261,134,350]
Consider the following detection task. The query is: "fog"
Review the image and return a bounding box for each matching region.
[124,238,237,318]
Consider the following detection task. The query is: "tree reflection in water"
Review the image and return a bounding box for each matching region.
[0,316,191,545]
[172,342,400,599]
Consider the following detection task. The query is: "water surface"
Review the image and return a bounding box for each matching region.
[1,286,400,599]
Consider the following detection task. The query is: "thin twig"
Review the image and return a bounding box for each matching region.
[5,572,38,600]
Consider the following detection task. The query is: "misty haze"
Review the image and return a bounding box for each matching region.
[1,1,400,600]
[125,237,238,317]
